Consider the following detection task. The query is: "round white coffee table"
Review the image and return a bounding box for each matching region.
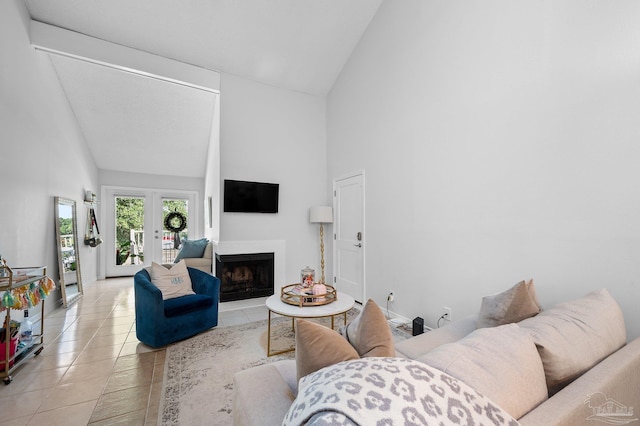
[265,291,355,356]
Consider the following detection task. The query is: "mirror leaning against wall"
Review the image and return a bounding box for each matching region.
[54,197,83,308]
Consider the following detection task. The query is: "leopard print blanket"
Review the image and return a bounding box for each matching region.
[283,357,519,426]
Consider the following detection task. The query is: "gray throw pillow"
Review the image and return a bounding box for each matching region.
[477,279,541,328]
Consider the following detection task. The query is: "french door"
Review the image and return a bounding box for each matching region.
[103,188,197,277]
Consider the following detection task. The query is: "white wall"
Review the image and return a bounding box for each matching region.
[219,73,328,284]
[327,0,640,338]
[0,0,99,314]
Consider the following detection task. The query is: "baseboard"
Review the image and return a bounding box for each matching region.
[386,311,433,333]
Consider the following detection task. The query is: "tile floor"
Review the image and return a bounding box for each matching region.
[0,277,269,426]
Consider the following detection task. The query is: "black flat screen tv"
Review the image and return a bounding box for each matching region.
[223,180,279,213]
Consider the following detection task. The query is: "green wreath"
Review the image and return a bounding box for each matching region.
[164,211,187,233]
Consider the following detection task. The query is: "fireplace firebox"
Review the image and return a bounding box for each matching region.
[215,252,274,302]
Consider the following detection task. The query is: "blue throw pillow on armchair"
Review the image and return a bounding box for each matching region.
[174,238,209,262]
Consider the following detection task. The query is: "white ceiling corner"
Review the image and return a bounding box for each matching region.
[24,0,383,178]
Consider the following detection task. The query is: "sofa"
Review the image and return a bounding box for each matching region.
[233,285,640,425]
[179,240,213,273]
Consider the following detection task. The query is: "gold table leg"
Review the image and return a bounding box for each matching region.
[267,309,272,356]
[267,310,297,357]
[266,309,352,357]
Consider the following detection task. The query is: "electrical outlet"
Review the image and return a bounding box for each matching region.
[442,306,452,322]
[387,291,394,302]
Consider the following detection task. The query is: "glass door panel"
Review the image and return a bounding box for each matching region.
[115,196,145,267]
[161,198,189,264]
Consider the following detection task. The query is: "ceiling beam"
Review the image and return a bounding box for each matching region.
[30,20,220,93]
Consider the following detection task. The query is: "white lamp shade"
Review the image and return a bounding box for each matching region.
[309,206,333,223]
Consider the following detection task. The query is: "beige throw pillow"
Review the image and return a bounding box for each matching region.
[296,299,395,381]
[342,299,395,357]
[419,323,548,420]
[150,260,195,300]
[295,319,359,381]
[525,279,542,310]
[477,279,541,328]
[519,288,626,395]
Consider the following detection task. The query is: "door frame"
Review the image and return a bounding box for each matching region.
[99,185,199,279]
[332,170,366,303]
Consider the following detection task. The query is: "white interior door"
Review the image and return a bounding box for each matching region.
[333,172,365,303]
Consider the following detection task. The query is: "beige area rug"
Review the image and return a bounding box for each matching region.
[158,309,410,425]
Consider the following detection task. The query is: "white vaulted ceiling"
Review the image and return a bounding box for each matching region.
[23,0,383,177]
[48,54,217,178]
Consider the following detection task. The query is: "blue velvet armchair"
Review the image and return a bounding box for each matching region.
[134,267,220,348]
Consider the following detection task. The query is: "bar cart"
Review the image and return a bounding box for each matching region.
[0,264,48,385]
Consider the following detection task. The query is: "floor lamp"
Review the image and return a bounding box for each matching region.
[309,206,333,284]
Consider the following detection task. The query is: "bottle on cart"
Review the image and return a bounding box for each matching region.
[20,310,33,349]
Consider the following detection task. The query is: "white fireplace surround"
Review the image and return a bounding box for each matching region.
[214,240,286,291]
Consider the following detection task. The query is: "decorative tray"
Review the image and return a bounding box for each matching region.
[280,284,337,307]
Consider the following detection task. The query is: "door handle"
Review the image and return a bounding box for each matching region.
[354,243,362,247]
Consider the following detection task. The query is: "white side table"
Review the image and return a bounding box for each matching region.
[265,292,355,356]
